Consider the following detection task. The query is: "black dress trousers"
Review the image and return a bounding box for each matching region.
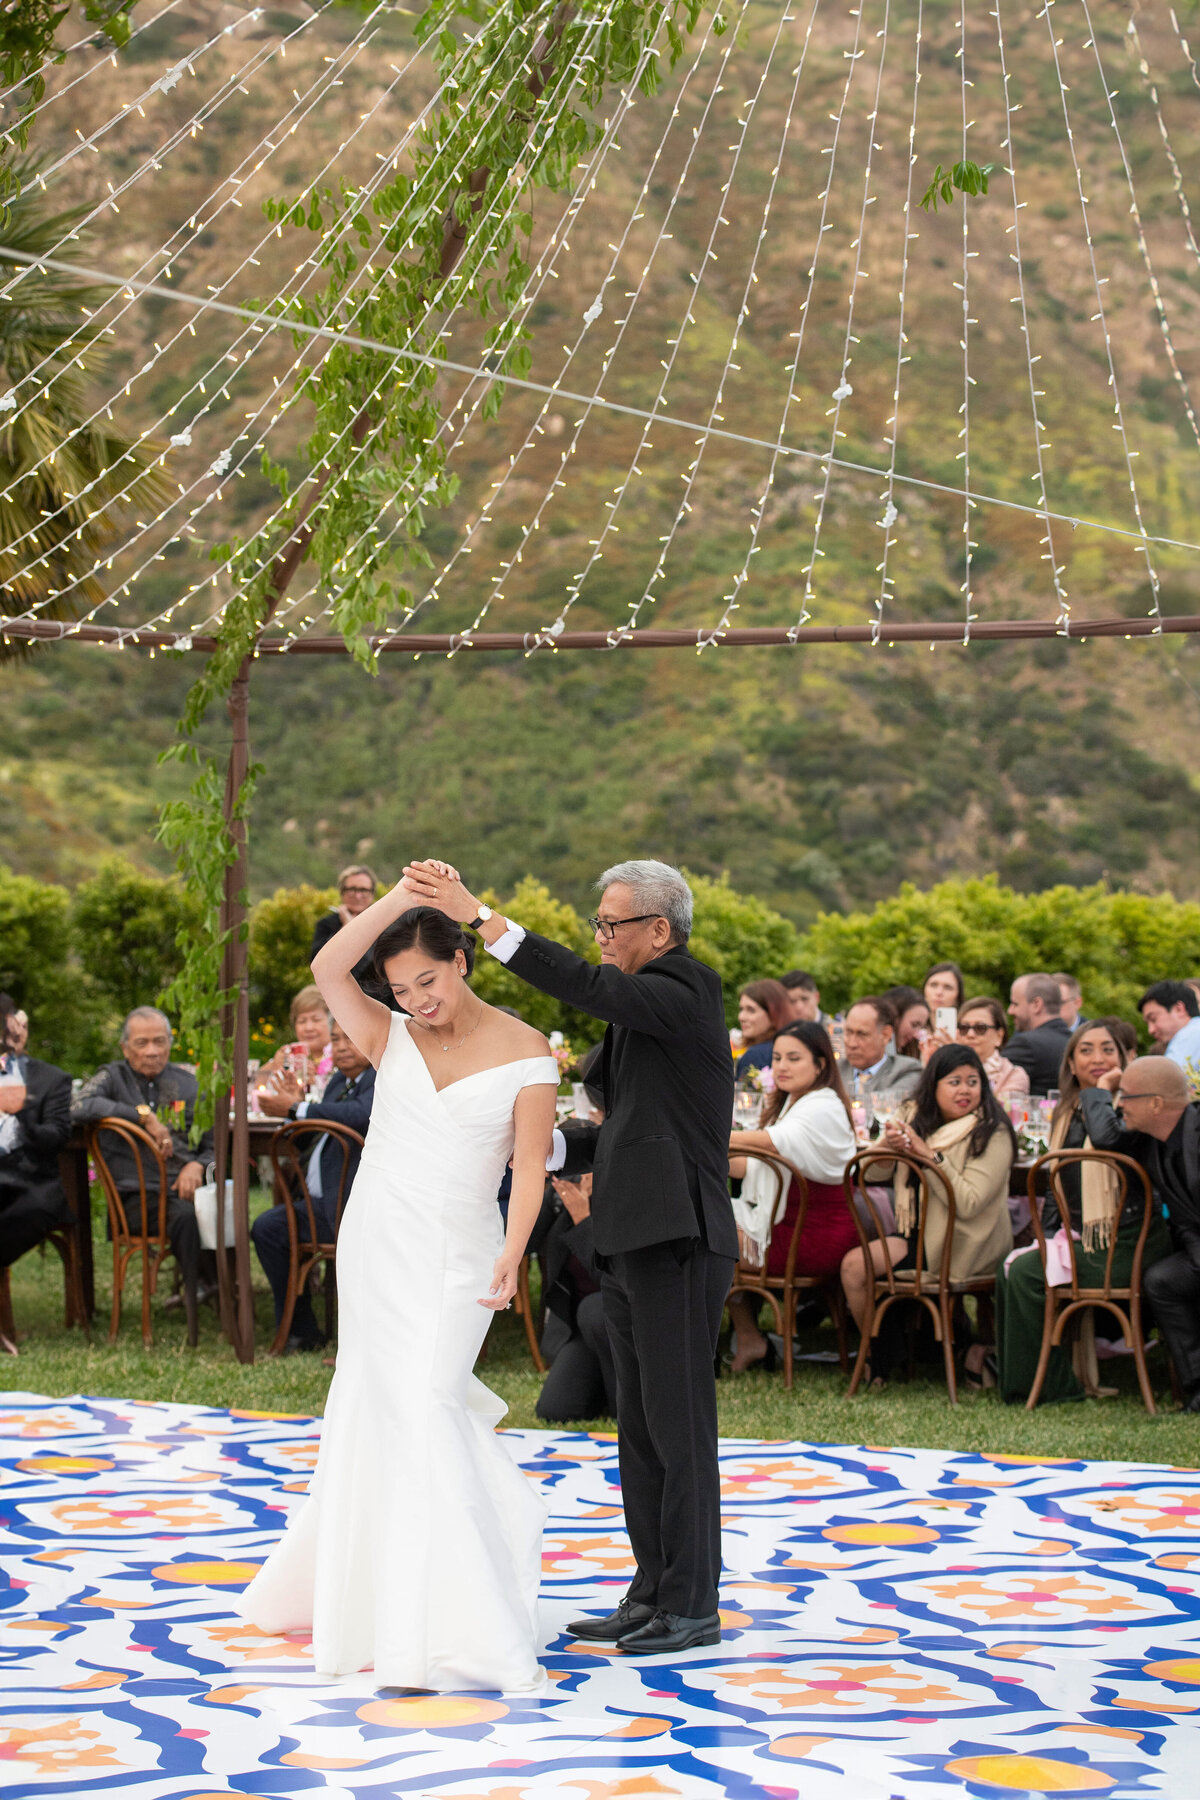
[1144,1250,1200,1399]
[602,1240,734,1618]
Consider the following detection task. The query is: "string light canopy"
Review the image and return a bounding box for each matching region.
[0,0,1195,661]
[2,0,1197,1366]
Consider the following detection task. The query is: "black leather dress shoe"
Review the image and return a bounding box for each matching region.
[566,1598,655,1641]
[617,1609,722,1654]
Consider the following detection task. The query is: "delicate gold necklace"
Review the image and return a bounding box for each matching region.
[424,994,485,1054]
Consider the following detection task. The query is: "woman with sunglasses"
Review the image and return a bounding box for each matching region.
[992,1016,1170,1404]
[954,997,1029,1101]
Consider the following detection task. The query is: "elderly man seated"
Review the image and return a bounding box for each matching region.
[72,1007,213,1299]
[252,1018,375,1351]
[1080,1055,1200,1413]
[838,996,921,1102]
[0,996,72,1354]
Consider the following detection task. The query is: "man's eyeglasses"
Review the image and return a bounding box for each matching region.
[587,913,659,941]
[1114,1089,1164,1104]
[958,1021,997,1037]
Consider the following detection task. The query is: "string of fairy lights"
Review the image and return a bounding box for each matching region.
[993,0,1069,634]
[1,0,1196,659]
[272,0,712,651]
[871,0,922,647]
[0,0,548,627]
[1039,0,1164,633]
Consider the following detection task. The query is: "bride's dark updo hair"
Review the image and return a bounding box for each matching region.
[372,907,476,984]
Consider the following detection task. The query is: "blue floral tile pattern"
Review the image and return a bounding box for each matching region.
[0,1392,1196,1797]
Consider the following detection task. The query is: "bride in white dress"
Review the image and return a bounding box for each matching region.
[238,870,558,1692]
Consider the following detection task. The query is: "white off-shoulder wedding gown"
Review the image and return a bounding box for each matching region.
[239,1013,559,1692]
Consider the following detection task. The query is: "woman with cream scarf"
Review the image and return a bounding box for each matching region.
[839,1045,1015,1384]
[994,1017,1171,1405]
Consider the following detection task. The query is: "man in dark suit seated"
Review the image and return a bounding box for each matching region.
[0,997,73,1353]
[1005,972,1072,1095]
[252,1018,375,1351]
[406,853,736,1657]
[1080,1055,1200,1412]
[72,1007,213,1296]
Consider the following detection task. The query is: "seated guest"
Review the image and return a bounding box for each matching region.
[839,1045,1015,1381]
[0,997,72,1355]
[953,997,1029,1100]
[736,979,791,1077]
[251,1018,375,1351]
[531,1048,615,1422]
[780,969,823,1024]
[1005,973,1072,1095]
[839,996,921,1101]
[883,986,930,1059]
[72,1008,213,1299]
[726,1021,857,1372]
[923,962,965,1016]
[1054,973,1085,1031]
[1079,1055,1200,1412]
[258,985,332,1088]
[310,865,380,990]
[1138,980,1200,1072]
[994,1018,1168,1404]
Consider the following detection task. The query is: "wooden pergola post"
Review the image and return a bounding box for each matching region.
[213,659,255,1361]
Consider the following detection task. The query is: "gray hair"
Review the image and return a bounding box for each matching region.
[598,859,693,943]
[121,1006,173,1044]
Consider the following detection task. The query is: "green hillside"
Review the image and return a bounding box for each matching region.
[2,0,1199,919]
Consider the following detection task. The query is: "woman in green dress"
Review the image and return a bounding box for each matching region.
[994,1016,1171,1404]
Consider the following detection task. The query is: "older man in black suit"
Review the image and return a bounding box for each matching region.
[0,998,72,1351]
[1081,1055,1200,1412]
[252,1017,375,1351]
[406,855,736,1657]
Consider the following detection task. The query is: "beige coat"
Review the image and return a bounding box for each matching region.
[917,1127,1014,1282]
[882,1115,1014,1282]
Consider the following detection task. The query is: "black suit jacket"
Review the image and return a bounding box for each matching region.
[310,910,387,995]
[507,933,737,1258]
[1,1057,71,1196]
[1005,1018,1072,1095]
[1080,1088,1200,1264]
[297,1065,376,1203]
[528,1189,599,1328]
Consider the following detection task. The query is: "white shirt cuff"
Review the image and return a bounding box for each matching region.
[546,1128,566,1173]
[485,918,525,964]
[295,1099,311,1119]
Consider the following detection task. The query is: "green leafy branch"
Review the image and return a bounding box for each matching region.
[918,158,996,213]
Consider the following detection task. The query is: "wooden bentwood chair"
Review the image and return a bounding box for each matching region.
[0,1193,89,1348]
[844,1145,995,1405]
[268,1119,366,1355]
[87,1117,197,1348]
[727,1148,851,1388]
[1024,1148,1160,1415]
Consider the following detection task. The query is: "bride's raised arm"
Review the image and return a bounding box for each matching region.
[311,871,426,1068]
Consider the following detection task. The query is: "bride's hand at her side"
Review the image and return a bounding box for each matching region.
[480,1251,520,1311]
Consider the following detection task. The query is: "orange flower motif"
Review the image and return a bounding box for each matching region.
[1080,1490,1200,1535]
[45,1495,240,1534]
[0,1718,127,1775]
[198,1623,313,1662]
[924,1573,1147,1621]
[542,1534,636,1574]
[715,1660,967,1712]
[720,1461,840,1498]
[0,1411,92,1439]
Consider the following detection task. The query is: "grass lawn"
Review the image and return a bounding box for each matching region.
[3,1189,1197,1468]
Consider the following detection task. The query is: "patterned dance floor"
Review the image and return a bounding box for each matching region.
[0,1395,1198,1797]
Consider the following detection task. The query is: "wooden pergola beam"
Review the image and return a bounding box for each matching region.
[4,613,1199,652]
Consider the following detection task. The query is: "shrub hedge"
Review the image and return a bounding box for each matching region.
[3,860,1195,1074]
